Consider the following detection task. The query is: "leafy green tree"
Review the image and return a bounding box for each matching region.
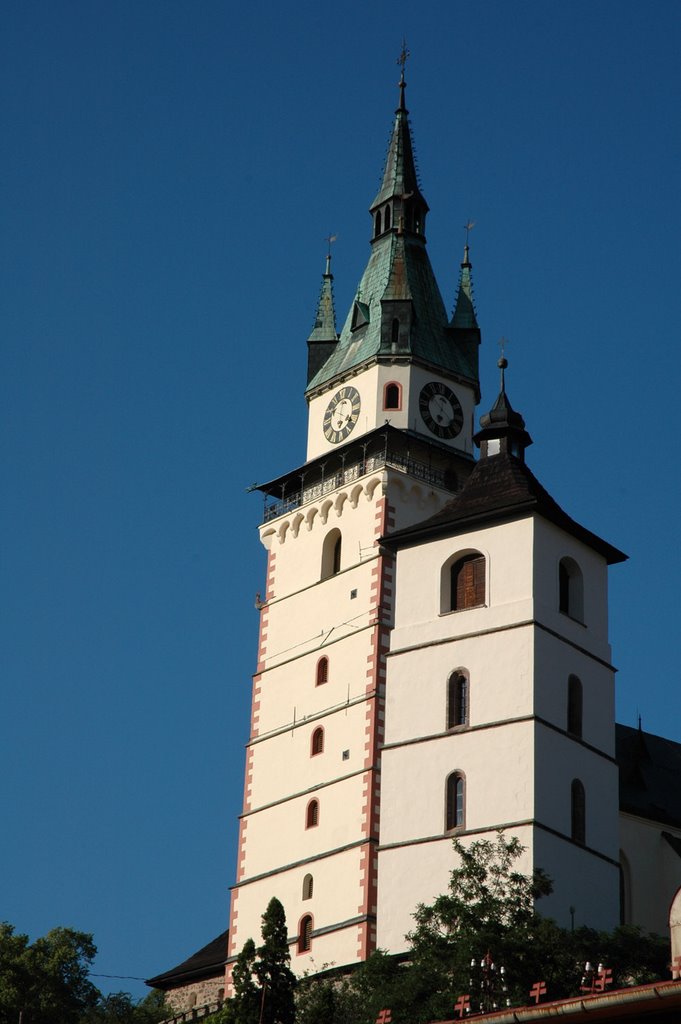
[255,899,296,1024]
[406,832,554,1016]
[0,923,100,1024]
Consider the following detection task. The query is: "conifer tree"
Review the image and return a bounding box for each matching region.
[230,938,260,1024]
[255,898,296,1024]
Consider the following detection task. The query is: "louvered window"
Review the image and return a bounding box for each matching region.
[451,554,485,610]
[299,915,313,953]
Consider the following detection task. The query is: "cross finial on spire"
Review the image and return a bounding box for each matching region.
[397,40,409,109]
[463,220,475,264]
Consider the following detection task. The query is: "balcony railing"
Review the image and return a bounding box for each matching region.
[263,448,457,523]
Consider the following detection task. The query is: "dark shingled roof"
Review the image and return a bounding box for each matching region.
[617,724,681,831]
[146,931,228,990]
[382,450,626,565]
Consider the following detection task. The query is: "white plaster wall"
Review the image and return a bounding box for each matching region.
[384,625,534,744]
[248,702,369,808]
[241,773,367,879]
[380,720,535,847]
[533,630,615,755]
[376,826,535,954]
[305,363,477,461]
[620,814,681,934]
[533,725,619,860]
[254,630,374,736]
[390,517,535,653]
[231,846,365,972]
[533,828,620,930]
[261,484,383,601]
[533,518,612,660]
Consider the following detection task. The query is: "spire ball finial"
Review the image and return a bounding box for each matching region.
[497,338,510,391]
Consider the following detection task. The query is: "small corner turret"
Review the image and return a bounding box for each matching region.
[474,353,532,461]
[306,247,338,385]
[446,232,481,400]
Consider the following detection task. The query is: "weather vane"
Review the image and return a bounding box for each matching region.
[397,39,409,72]
[464,220,475,245]
[324,233,337,258]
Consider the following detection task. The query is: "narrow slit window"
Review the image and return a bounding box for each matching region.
[306,799,319,829]
[447,672,469,728]
[311,727,324,756]
[446,772,465,831]
[571,779,585,844]
[298,915,313,953]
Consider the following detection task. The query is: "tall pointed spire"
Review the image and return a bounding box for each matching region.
[306,247,339,384]
[451,239,478,329]
[370,44,428,240]
[305,58,480,400]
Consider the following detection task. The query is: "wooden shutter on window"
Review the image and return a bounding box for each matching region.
[454,555,485,609]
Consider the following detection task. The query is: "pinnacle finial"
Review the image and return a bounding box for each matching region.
[463,220,475,265]
[498,338,509,391]
[324,233,337,276]
[397,40,409,110]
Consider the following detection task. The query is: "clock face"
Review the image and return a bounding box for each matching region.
[419,381,464,439]
[323,386,361,444]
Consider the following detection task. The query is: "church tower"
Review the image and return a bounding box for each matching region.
[377,357,626,944]
[226,66,482,978]
[226,66,627,987]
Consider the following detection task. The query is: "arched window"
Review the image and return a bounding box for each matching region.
[559,557,584,622]
[321,529,342,579]
[571,779,585,844]
[567,675,583,738]
[391,318,400,346]
[447,672,469,728]
[375,210,382,237]
[298,914,313,953]
[384,204,391,230]
[445,772,465,831]
[447,552,485,611]
[316,656,328,686]
[302,873,314,900]
[311,727,324,756]
[306,799,319,829]
[383,382,401,411]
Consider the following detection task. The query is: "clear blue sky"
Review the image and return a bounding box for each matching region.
[2,0,680,1002]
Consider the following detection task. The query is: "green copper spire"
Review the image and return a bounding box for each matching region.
[305,65,480,399]
[370,59,428,240]
[308,251,337,342]
[451,243,478,329]
[306,249,339,384]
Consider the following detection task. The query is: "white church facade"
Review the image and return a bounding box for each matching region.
[147,67,681,1012]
